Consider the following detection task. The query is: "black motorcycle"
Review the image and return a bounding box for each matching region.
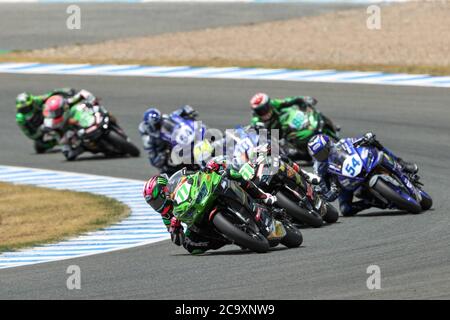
[45,103,140,160]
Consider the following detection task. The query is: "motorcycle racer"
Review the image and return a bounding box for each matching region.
[15,88,76,153]
[143,161,278,255]
[250,93,318,129]
[249,93,339,161]
[307,132,419,216]
[138,105,199,173]
[42,92,113,160]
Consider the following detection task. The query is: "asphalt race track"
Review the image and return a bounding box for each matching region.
[0,2,362,50]
[0,73,449,299]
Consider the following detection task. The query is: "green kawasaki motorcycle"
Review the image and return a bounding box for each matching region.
[279,106,340,162]
[169,168,303,253]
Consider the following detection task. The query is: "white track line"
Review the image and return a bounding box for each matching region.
[0,63,449,88]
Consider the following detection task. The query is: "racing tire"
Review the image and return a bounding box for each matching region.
[34,140,48,154]
[419,190,433,211]
[280,222,303,248]
[276,191,324,228]
[322,202,339,223]
[372,179,422,214]
[105,130,140,157]
[212,212,269,253]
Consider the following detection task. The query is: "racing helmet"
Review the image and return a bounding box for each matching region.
[250,93,272,121]
[16,92,35,116]
[204,156,227,173]
[143,108,162,132]
[143,175,172,215]
[42,95,70,130]
[193,140,215,167]
[307,134,332,162]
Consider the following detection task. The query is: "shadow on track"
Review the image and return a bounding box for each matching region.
[63,154,137,162]
[352,210,412,217]
[35,149,61,155]
[173,246,293,257]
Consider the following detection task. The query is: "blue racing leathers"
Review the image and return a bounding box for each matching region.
[313,133,416,216]
[139,105,198,171]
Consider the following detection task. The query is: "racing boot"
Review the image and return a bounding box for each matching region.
[340,201,370,217]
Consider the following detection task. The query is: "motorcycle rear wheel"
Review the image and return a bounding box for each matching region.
[105,130,140,157]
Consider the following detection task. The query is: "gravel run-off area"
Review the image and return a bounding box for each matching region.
[2,1,449,75]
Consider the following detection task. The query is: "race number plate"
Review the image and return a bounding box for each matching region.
[342,154,363,178]
[174,181,192,204]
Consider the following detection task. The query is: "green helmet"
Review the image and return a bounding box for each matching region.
[16,92,34,114]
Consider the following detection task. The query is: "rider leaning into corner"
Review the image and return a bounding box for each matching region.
[42,89,114,160]
[307,132,419,216]
[15,88,76,153]
[138,105,198,173]
[249,92,339,161]
[143,157,279,255]
[249,92,318,129]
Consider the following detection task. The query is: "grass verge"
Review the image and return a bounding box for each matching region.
[2,2,448,76]
[0,182,130,252]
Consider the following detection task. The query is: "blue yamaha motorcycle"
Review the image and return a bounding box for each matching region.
[327,138,432,214]
[160,113,207,175]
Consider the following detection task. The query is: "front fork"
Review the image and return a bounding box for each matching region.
[380,153,420,200]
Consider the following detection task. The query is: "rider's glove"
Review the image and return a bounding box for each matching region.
[302,171,321,185]
[168,217,185,246]
[181,105,198,119]
[363,132,376,144]
[79,89,96,103]
[304,96,318,107]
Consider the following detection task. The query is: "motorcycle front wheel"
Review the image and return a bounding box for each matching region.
[371,178,422,214]
[280,221,303,248]
[212,211,269,253]
[276,191,324,228]
[322,202,339,223]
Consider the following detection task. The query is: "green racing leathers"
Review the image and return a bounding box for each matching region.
[15,88,76,153]
[161,162,277,254]
[250,96,317,129]
[250,96,339,161]
[58,102,109,160]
